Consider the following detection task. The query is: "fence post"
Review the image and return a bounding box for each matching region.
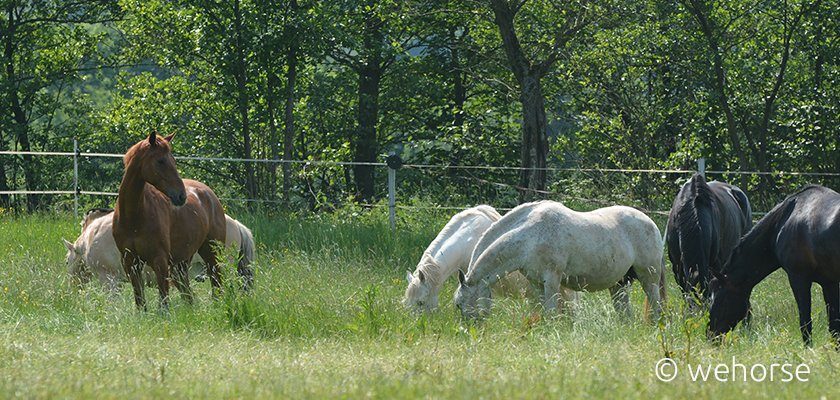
[697,158,706,178]
[73,137,79,219]
[386,153,403,232]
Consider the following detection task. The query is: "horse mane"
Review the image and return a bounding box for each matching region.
[675,174,715,291]
[81,207,114,230]
[415,253,444,286]
[85,207,113,219]
[471,205,502,222]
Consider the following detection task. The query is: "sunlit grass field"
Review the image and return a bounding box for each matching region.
[1,208,838,398]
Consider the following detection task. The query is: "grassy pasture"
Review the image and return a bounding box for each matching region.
[0,208,838,399]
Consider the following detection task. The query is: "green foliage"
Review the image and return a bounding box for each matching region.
[1,0,837,213]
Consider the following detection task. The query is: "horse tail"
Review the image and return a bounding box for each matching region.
[236,222,255,290]
[642,224,669,319]
[659,251,668,305]
[676,174,713,297]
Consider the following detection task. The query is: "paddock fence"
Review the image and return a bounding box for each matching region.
[2,139,839,230]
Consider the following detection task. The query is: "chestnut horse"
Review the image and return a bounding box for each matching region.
[113,132,227,310]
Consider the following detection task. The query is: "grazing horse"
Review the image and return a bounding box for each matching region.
[113,132,228,310]
[64,210,255,294]
[708,185,840,345]
[666,174,752,307]
[454,200,666,321]
[403,205,552,313]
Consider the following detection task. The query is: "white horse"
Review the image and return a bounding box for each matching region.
[403,205,542,313]
[64,210,255,293]
[454,200,666,320]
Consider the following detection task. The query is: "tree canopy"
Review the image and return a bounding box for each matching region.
[1,0,837,213]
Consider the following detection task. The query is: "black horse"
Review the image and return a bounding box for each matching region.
[667,174,752,306]
[708,185,840,345]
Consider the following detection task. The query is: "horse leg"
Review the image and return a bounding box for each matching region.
[787,273,813,346]
[171,260,195,305]
[198,241,222,297]
[121,251,146,311]
[151,256,171,312]
[820,281,840,346]
[641,280,663,321]
[609,277,633,319]
[542,270,561,315]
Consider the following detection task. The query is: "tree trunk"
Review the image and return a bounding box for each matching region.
[518,74,548,202]
[353,8,383,202]
[266,71,280,199]
[354,63,380,202]
[4,6,38,211]
[686,0,749,189]
[233,0,256,200]
[489,0,548,203]
[0,131,9,207]
[283,2,298,206]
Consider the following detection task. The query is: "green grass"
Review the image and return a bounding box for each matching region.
[1,209,838,399]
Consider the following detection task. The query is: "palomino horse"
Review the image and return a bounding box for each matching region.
[113,132,228,310]
[666,174,752,307]
[709,185,840,346]
[64,209,255,294]
[455,200,666,321]
[403,205,573,313]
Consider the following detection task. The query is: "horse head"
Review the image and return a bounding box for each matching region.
[453,270,492,320]
[127,131,187,206]
[707,268,751,340]
[63,238,81,267]
[403,269,435,313]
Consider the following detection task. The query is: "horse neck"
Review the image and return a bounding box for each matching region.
[465,241,515,288]
[115,163,147,223]
[728,227,780,290]
[426,215,488,274]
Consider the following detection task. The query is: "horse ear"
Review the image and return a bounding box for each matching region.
[418,270,426,283]
[405,270,413,284]
[457,270,466,286]
[163,133,175,143]
[62,239,75,253]
[148,131,157,147]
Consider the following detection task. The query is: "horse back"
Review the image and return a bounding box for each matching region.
[777,187,840,281]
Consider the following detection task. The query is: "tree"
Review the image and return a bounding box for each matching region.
[325,0,433,201]
[679,0,816,192]
[485,0,596,202]
[1,0,121,210]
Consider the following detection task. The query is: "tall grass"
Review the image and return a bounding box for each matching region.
[0,209,837,398]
